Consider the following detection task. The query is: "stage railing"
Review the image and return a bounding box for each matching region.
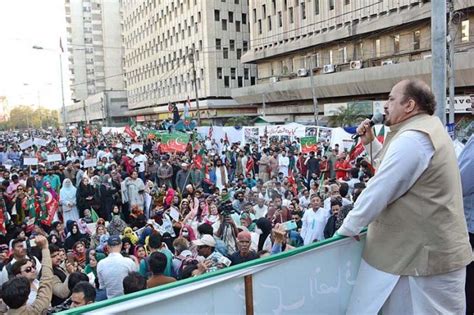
[59,233,366,315]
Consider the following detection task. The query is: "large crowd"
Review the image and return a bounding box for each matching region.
[0,122,432,312]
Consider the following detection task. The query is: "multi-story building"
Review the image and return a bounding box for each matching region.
[232,0,474,124]
[65,0,125,100]
[122,0,257,124]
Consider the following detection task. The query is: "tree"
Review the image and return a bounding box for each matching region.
[225,116,252,127]
[0,105,59,130]
[327,105,367,128]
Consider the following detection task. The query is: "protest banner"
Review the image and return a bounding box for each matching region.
[33,138,49,147]
[47,154,62,163]
[19,139,33,150]
[23,157,38,166]
[83,159,97,168]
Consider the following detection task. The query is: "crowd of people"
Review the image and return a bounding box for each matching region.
[0,124,373,313]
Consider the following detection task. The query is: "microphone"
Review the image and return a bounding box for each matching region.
[351,112,384,140]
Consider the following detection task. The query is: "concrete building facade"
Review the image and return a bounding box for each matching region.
[65,0,125,101]
[122,0,257,124]
[63,90,129,126]
[232,0,474,124]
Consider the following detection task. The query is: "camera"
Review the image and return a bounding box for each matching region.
[217,200,235,217]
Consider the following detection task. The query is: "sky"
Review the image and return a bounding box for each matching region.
[0,0,71,110]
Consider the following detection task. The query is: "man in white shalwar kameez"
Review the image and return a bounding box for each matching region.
[300,195,329,245]
[336,80,472,314]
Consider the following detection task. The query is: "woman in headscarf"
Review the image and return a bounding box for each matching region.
[72,240,87,268]
[108,205,128,236]
[60,178,80,223]
[64,221,88,250]
[99,174,117,220]
[90,224,109,249]
[133,245,147,263]
[179,224,197,242]
[122,227,139,245]
[76,177,96,217]
[256,217,273,252]
[83,249,107,301]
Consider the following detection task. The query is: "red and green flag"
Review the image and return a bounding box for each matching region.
[376,125,386,144]
[300,136,317,153]
[160,132,190,153]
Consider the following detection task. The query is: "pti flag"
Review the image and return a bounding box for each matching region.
[300,136,317,153]
[160,132,190,153]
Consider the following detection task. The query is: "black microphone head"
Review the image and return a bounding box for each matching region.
[372,112,384,125]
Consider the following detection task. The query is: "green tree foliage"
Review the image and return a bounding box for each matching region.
[225,116,252,127]
[327,106,367,128]
[0,105,59,130]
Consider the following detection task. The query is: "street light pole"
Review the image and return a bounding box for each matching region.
[32,45,67,129]
[189,51,201,125]
[308,55,319,126]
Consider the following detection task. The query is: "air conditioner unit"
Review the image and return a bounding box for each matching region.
[297,68,308,77]
[323,64,336,74]
[270,76,279,83]
[381,60,394,66]
[350,60,362,70]
[423,54,432,60]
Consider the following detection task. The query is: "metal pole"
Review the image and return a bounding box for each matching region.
[431,0,447,125]
[447,0,455,125]
[308,55,319,126]
[189,52,201,125]
[262,93,266,118]
[59,54,67,128]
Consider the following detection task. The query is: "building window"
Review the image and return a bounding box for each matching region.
[236,21,241,32]
[315,0,320,15]
[224,76,230,87]
[223,47,229,59]
[214,10,220,21]
[289,7,294,23]
[462,20,470,42]
[216,38,221,49]
[272,0,277,14]
[375,39,381,57]
[345,0,350,4]
[329,0,335,10]
[253,9,257,23]
[244,68,249,79]
[268,16,272,31]
[230,39,235,51]
[237,48,242,59]
[238,76,243,87]
[301,2,306,19]
[258,20,262,34]
[393,34,400,53]
[355,42,363,59]
[243,41,248,51]
[251,77,256,85]
[278,11,282,27]
[217,67,222,79]
[235,0,239,4]
[229,11,234,23]
[231,68,236,79]
[413,30,420,50]
[222,19,227,30]
[262,4,266,16]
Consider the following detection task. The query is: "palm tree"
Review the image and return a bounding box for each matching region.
[327,105,368,127]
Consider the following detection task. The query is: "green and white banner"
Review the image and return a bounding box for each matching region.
[60,235,366,315]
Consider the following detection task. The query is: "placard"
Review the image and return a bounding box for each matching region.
[19,139,33,150]
[47,154,62,163]
[169,208,180,222]
[33,138,49,147]
[130,143,143,152]
[83,159,97,168]
[59,147,68,153]
[59,137,67,143]
[23,157,38,166]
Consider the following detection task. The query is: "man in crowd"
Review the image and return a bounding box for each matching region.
[146,252,176,288]
[70,281,96,308]
[300,195,328,245]
[229,231,259,266]
[97,235,137,299]
[337,79,472,314]
[1,236,52,314]
[194,235,231,273]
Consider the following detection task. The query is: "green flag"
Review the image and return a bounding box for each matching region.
[300,136,317,153]
[160,132,190,153]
